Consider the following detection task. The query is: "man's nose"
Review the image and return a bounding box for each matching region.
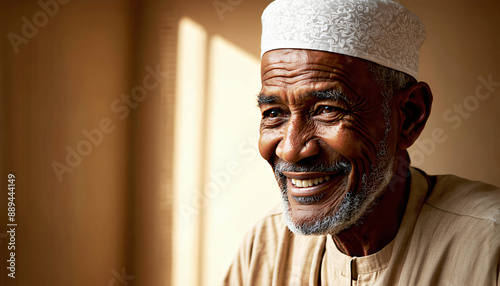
[276,118,319,163]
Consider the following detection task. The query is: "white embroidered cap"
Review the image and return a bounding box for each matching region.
[261,0,426,79]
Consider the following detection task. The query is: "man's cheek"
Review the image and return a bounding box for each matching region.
[325,125,380,160]
[317,128,362,158]
[258,131,281,161]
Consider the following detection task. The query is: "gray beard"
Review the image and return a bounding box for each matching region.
[275,154,394,236]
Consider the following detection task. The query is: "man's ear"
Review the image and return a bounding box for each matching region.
[396,81,433,149]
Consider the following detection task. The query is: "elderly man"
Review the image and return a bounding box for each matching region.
[224,0,500,285]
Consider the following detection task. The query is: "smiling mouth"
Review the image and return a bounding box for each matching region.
[282,171,345,200]
[291,176,331,188]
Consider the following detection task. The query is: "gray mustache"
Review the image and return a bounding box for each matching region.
[273,160,351,176]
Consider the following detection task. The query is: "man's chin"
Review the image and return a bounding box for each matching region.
[277,155,396,236]
[281,199,356,236]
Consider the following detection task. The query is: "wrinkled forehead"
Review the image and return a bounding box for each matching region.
[260,49,380,99]
[261,49,373,80]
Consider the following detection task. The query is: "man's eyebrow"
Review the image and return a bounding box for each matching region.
[301,90,350,103]
[257,94,280,106]
[256,89,351,106]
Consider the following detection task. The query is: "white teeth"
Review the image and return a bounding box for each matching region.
[296,180,303,187]
[291,176,331,188]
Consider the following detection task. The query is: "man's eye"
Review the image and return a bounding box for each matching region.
[320,106,335,113]
[317,105,340,114]
[314,105,346,122]
[263,108,283,118]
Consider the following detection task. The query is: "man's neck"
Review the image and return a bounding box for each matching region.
[332,153,412,257]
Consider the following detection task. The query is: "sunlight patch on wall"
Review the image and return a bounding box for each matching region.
[172,18,279,286]
[202,35,279,286]
[172,17,207,286]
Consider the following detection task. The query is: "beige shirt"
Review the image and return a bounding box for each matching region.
[224,168,500,285]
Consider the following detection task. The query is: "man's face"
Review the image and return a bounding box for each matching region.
[258,49,399,235]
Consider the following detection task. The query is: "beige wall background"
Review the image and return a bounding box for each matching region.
[0,0,498,286]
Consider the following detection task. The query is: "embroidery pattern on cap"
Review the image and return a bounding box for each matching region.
[261,0,426,78]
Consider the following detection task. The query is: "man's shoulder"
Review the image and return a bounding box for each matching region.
[424,172,500,221]
[402,172,500,285]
